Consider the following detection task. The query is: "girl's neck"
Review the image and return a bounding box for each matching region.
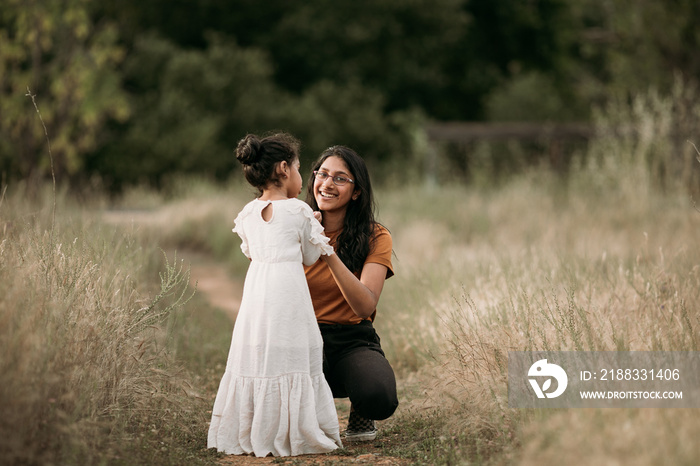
[259,186,290,201]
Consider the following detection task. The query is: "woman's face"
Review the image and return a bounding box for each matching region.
[313,155,358,214]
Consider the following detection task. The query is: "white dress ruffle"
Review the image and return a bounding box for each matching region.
[208,198,341,457]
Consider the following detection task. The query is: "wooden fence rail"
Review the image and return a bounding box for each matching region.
[425,121,593,142]
[422,121,594,185]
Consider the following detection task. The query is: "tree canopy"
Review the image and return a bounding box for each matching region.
[1,0,698,190]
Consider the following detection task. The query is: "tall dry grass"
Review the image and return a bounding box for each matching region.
[0,185,198,464]
[91,101,700,464]
[106,178,252,277]
[372,86,700,464]
[380,173,699,460]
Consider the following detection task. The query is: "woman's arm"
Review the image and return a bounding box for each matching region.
[321,253,388,319]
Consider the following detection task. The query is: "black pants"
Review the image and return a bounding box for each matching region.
[319,320,398,421]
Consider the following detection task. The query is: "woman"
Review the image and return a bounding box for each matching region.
[304,145,398,442]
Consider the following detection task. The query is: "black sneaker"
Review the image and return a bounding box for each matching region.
[344,405,377,442]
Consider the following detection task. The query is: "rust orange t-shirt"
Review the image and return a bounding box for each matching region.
[304,224,394,325]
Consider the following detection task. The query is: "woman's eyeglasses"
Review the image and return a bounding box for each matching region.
[313,171,354,186]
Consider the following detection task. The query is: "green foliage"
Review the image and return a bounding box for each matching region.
[90,33,278,188]
[0,0,129,184]
[592,0,700,97]
[573,78,700,199]
[564,0,700,105]
[90,32,420,190]
[485,71,584,122]
[280,79,421,170]
[2,0,700,190]
[268,0,469,111]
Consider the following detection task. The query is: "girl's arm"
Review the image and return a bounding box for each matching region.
[321,253,388,319]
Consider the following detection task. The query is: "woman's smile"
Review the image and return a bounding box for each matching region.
[314,156,356,211]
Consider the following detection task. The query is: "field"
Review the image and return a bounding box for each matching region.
[1,138,700,464]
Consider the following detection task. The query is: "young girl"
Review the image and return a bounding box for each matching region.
[207,133,342,457]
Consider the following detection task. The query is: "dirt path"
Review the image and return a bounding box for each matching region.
[188,258,242,321]
[215,396,406,465]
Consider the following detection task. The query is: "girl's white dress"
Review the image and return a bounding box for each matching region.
[207,198,342,457]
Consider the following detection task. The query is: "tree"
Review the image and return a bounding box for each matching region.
[89,33,282,189]
[89,33,419,190]
[556,0,700,108]
[0,0,128,187]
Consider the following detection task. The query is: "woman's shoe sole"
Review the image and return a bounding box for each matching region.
[344,430,377,442]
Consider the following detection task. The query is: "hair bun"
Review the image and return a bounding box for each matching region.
[236,134,262,165]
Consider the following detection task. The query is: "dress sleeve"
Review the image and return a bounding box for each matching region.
[297,203,334,266]
[232,208,251,259]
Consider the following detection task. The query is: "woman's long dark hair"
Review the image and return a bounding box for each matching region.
[306,146,376,274]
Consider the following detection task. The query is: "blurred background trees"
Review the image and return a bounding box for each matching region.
[1,0,698,192]
[0,0,128,187]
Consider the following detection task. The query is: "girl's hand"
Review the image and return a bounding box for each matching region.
[313,211,322,223]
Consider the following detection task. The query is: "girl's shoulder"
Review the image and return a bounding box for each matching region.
[279,198,314,216]
[234,198,313,227]
[232,200,259,232]
[235,199,259,218]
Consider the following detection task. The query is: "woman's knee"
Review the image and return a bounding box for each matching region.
[351,379,398,420]
[332,347,399,419]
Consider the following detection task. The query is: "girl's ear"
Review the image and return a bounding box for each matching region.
[277,161,289,178]
[352,189,360,201]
